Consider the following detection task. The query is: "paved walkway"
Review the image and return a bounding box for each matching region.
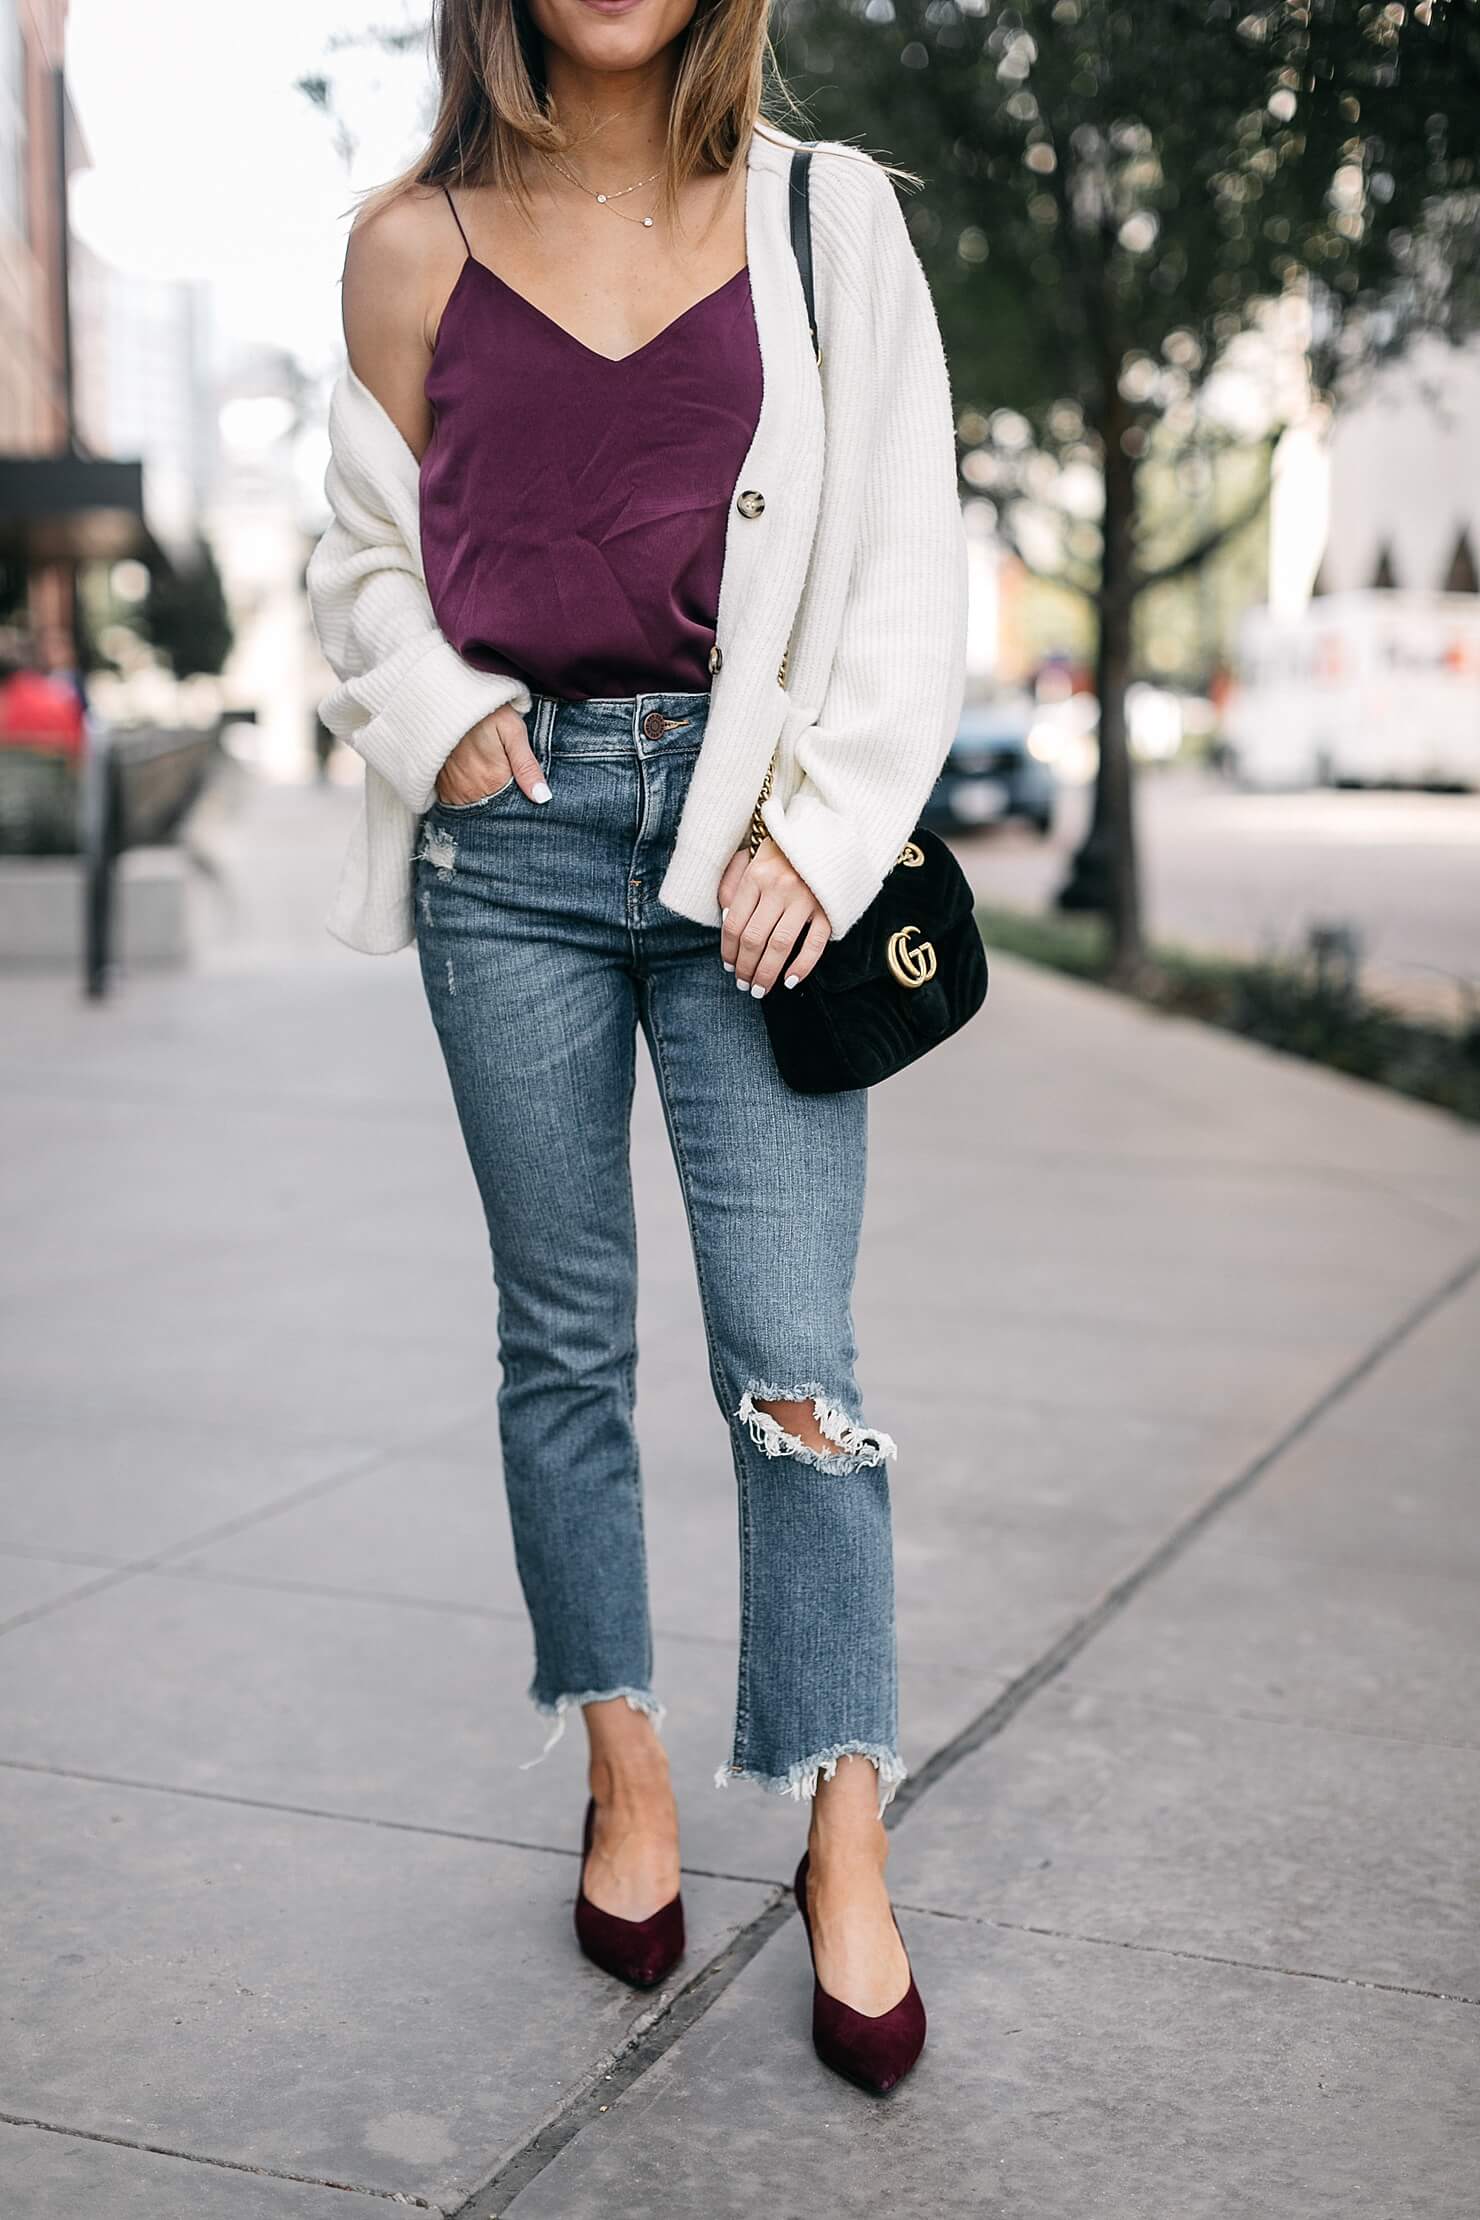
[2,775,1477,2217]
[964,768,1480,1022]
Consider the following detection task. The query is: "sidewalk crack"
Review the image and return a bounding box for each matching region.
[889,1904,1480,2008]
[0,2109,437,2206]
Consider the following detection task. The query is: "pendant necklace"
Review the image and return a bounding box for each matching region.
[545,151,663,228]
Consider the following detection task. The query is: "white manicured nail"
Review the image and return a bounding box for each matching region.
[532,779,552,803]
[722,960,734,973]
[735,976,748,991]
[721,906,729,921]
[750,982,765,998]
[784,973,800,990]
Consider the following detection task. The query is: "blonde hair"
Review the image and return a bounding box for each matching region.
[359,0,802,223]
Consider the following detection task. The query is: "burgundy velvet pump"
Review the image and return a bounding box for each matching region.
[573,1799,685,1990]
[793,1851,926,2095]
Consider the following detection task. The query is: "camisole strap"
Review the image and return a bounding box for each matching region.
[442,185,474,261]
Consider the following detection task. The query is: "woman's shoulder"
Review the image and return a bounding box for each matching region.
[755,122,897,209]
[345,180,460,288]
[769,131,905,241]
[778,134,912,279]
[342,180,471,394]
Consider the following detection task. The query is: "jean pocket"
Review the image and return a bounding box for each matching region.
[430,775,519,814]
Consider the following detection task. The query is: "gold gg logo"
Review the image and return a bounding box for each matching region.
[886,924,938,989]
[896,840,925,869]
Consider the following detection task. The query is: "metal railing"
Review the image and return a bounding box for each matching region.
[0,717,228,996]
[81,720,226,997]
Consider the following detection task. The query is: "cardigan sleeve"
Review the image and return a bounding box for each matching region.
[758,154,968,938]
[305,442,532,818]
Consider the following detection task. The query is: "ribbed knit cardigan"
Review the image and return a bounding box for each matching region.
[306,126,968,955]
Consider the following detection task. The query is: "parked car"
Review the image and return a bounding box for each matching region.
[920,695,1056,836]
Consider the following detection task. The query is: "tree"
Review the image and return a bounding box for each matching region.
[780,0,1480,975]
[143,538,235,682]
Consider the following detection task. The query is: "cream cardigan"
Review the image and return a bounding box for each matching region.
[306,126,967,955]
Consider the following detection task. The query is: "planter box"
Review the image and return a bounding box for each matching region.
[0,849,188,970]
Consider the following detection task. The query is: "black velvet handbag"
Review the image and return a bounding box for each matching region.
[753,149,989,1096]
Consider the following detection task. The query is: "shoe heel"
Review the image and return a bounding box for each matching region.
[793,1850,926,2095]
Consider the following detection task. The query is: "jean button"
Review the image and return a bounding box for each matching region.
[641,709,667,741]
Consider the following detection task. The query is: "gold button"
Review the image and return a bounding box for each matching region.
[708,643,723,675]
[736,489,765,520]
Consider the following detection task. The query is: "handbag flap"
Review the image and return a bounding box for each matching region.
[817,830,977,990]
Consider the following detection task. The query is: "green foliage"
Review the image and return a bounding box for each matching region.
[142,539,235,682]
[784,0,1480,957]
[782,0,1480,462]
[972,899,1110,974]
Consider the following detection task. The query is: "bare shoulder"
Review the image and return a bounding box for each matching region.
[341,184,463,454]
[343,184,457,334]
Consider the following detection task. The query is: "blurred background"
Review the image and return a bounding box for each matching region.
[1,0,1477,1109]
[2,14,1478,2209]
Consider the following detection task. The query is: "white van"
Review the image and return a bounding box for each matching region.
[1227,589,1480,789]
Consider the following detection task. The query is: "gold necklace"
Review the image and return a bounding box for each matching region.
[544,151,662,228]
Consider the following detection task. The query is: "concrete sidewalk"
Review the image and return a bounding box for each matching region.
[2,776,1476,2217]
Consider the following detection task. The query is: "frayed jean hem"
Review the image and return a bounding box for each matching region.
[713,1741,907,1818]
[518,1684,666,1771]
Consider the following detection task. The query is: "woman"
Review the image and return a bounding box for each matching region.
[307,0,965,2095]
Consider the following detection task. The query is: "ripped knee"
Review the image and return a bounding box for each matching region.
[737,1381,897,1474]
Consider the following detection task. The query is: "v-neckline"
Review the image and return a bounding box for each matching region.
[449,256,751,369]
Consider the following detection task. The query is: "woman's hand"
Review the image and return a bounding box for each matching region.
[435,704,550,807]
[717,837,831,997]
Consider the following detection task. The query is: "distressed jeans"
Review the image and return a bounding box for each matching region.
[413,691,902,1805]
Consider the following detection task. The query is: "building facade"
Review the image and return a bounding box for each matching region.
[1316,336,1480,600]
[1,0,163,666]
[0,0,74,634]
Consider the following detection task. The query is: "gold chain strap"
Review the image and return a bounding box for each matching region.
[747,749,775,859]
[747,643,790,859]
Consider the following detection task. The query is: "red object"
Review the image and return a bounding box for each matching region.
[0,670,85,753]
[573,1798,685,1989]
[793,1850,927,2095]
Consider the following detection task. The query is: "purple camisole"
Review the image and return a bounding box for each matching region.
[419,193,764,702]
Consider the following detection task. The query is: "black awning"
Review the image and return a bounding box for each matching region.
[0,452,155,563]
